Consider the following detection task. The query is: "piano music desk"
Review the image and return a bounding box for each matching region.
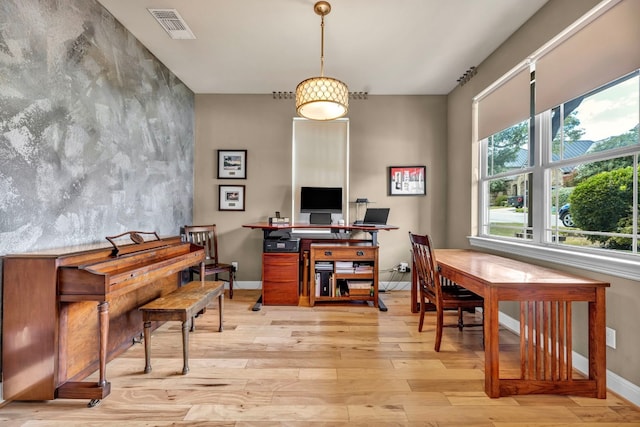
[140,280,224,375]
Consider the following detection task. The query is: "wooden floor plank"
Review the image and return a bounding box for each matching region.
[1,289,639,426]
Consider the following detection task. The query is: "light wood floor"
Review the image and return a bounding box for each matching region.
[2,290,639,426]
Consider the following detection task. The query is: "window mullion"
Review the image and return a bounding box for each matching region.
[533,112,549,243]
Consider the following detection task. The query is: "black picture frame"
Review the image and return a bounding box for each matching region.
[217,149,247,179]
[388,166,426,196]
[219,185,246,211]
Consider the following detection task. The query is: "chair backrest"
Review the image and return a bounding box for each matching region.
[409,232,441,302]
[184,225,219,262]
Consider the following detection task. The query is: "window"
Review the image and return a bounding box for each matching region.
[482,120,532,240]
[547,73,639,253]
[473,0,640,280]
[476,71,639,278]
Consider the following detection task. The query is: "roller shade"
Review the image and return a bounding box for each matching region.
[477,66,531,140]
[535,0,640,113]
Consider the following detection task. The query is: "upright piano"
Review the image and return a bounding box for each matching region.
[2,232,205,405]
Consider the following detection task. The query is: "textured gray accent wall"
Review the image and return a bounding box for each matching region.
[0,0,194,254]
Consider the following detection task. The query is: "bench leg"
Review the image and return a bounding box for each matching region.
[143,320,152,373]
[218,293,224,332]
[181,319,190,375]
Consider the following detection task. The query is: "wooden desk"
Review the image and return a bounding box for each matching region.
[430,249,610,398]
[242,222,398,245]
[243,222,398,311]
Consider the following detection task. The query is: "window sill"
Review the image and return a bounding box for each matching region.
[468,236,640,281]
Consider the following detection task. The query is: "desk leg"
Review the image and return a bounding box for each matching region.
[590,287,607,398]
[485,289,500,398]
[252,295,262,311]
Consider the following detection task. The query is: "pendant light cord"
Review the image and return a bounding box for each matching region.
[320,14,325,77]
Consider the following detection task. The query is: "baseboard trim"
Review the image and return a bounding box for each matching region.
[233,281,412,291]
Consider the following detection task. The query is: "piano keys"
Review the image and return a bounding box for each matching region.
[2,234,205,405]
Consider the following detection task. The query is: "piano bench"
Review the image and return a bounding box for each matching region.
[139,280,224,375]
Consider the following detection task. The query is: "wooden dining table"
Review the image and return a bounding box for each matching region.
[417,249,610,399]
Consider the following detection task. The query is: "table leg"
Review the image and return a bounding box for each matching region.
[485,289,500,397]
[218,293,224,332]
[181,319,190,375]
[590,287,607,398]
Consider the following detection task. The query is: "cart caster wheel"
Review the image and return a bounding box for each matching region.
[88,399,101,408]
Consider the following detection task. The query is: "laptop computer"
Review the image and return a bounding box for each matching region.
[354,208,390,226]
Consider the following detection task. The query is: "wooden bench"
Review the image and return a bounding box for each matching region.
[139,280,224,375]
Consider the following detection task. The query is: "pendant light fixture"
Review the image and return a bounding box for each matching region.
[295,1,349,121]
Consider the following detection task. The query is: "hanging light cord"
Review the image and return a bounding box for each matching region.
[319,13,325,77]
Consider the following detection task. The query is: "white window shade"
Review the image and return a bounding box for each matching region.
[535,0,640,114]
[477,67,531,140]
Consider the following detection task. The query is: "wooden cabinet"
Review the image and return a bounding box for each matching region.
[262,253,299,305]
[308,243,378,307]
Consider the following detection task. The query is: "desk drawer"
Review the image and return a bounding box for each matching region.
[312,246,376,260]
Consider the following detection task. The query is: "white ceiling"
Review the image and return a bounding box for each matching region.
[97,0,548,95]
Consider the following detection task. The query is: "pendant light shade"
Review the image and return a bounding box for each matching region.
[295,1,348,121]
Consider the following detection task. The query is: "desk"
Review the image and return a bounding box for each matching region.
[427,249,610,398]
[242,222,398,245]
[243,222,398,311]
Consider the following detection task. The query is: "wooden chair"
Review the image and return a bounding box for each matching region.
[409,232,483,351]
[184,225,234,299]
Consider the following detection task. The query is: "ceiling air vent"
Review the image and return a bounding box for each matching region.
[148,9,196,40]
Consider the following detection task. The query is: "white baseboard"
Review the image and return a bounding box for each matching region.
[379,281,412,291]
[232,281,412,291]
[498,311,640,407]
[231,280,262,290]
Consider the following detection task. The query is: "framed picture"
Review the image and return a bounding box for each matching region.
[219,185,245,211]
[388,166,426,196]
[217,149,247,179]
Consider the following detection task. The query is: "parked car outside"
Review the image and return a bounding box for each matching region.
[507,195,524,208]
[559,203,575,227]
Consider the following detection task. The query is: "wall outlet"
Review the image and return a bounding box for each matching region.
[231,261,238,272]
[606,327,616,349]
[399,262,408,273]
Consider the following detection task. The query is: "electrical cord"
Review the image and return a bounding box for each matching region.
[378,265,411,292]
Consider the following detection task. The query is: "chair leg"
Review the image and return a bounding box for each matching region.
[435,306,444,352]
[457,307,464,331]
[228,268,234,299]
[418,294,426,332]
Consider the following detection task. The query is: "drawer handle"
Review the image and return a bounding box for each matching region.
[324,251,332,256]
[357,250,364,256]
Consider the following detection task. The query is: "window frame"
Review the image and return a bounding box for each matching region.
[474,74,640,281]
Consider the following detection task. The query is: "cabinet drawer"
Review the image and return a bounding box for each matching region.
[312,246,376,260]
[263,253,298,281]
[263,263,297,281]
[263,280,299,305]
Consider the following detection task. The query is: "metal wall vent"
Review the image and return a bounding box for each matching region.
[148,9,196,40]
